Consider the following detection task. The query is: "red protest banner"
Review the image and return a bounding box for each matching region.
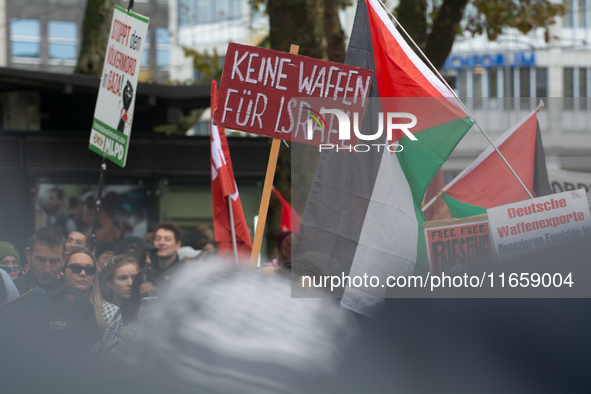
[213,43,373,146]
[423,214,493,275]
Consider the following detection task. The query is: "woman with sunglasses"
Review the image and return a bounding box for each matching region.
[102,255,140,325]
[63,246,124,353]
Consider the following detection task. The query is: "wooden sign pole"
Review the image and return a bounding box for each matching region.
[249,44,299,269]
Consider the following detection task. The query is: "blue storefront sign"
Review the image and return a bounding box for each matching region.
[444,52,536,70]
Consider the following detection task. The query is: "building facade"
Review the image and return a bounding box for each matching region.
[441,1,591,174]
[3,0,170,82]
[0,0,270,254]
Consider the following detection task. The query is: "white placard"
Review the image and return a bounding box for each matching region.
[88,5,149,167]
[487,190,591,260]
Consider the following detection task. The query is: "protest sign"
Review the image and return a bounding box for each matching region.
[424,214,493,275]
[213,42,373,147]
[88,5,149,167]
[548,169,591,206]
[488,190,591,260]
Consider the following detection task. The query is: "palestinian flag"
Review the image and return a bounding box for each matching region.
[442,109,552,218]
[292,0,473,315]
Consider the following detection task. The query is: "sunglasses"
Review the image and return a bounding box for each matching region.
[0,265,20,273]
[66,264,96,276]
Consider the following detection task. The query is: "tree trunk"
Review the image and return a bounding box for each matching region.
[266,0,327,258]
[268,0,328,60]
[324,0,346,63]
[395,0,427,50]
[424,0,469,70]
[75,0,117,75]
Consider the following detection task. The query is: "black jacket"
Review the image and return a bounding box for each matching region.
[152,252,182,277]
[11,273,101,357]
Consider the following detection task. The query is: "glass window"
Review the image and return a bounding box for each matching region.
[11,19,40,58]
[564,68,574,97]
[504,68,515,110]
[48,21,76,39]
[49,43,77,60]
[578,0,586,27]
[156,28,170,45]
[504,68,514,97]
[519,68,530,97]
[48,21,77,60]
[564,0,573,27]
[179,0,242,26]
[156,49,169,67]
[564,67,574,109]
[141,31,150,67]
[156,28,170,67]
[11,19,40,36]
[580,68,587,110]
[473,71,482,109]
[459,70,467,99]
[536,67,548,97]
[519,68,530,110]
[488,69,498,97]
[580,68,587,97]
[11,42,40,58]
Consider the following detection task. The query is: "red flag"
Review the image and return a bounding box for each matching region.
[442,110,552,217]
[211,80,252,263]
[272,187,301,233]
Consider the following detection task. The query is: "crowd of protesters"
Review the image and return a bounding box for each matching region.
[1,210,591,393]
[0,203,297,393]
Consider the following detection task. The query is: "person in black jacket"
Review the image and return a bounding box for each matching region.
[12,227,101,357]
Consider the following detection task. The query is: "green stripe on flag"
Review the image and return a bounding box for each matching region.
[397,116,474,206]
[412,202,430,276]
[442,194,487,218]
[396,116,474,275]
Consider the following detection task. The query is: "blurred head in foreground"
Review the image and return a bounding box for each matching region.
[131,261,358,394]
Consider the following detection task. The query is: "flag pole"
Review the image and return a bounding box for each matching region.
[227,195,239,267]
[89,0,136,252]
[379,0,533,201]
[88,158,107,252]
[249,44,299,269]
[421,101,546,212]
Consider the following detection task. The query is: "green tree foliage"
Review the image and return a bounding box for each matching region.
[464,0,565,41]
[182,48,223,83]
[397,0,565,70]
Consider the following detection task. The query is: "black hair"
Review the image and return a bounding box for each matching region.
[130,269,165,321]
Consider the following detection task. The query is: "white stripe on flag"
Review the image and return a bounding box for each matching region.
[341,149,418,316]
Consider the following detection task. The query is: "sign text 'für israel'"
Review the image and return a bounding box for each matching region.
[213,43,373,146]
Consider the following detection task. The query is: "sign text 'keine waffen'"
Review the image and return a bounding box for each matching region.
[213,43,373,146]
